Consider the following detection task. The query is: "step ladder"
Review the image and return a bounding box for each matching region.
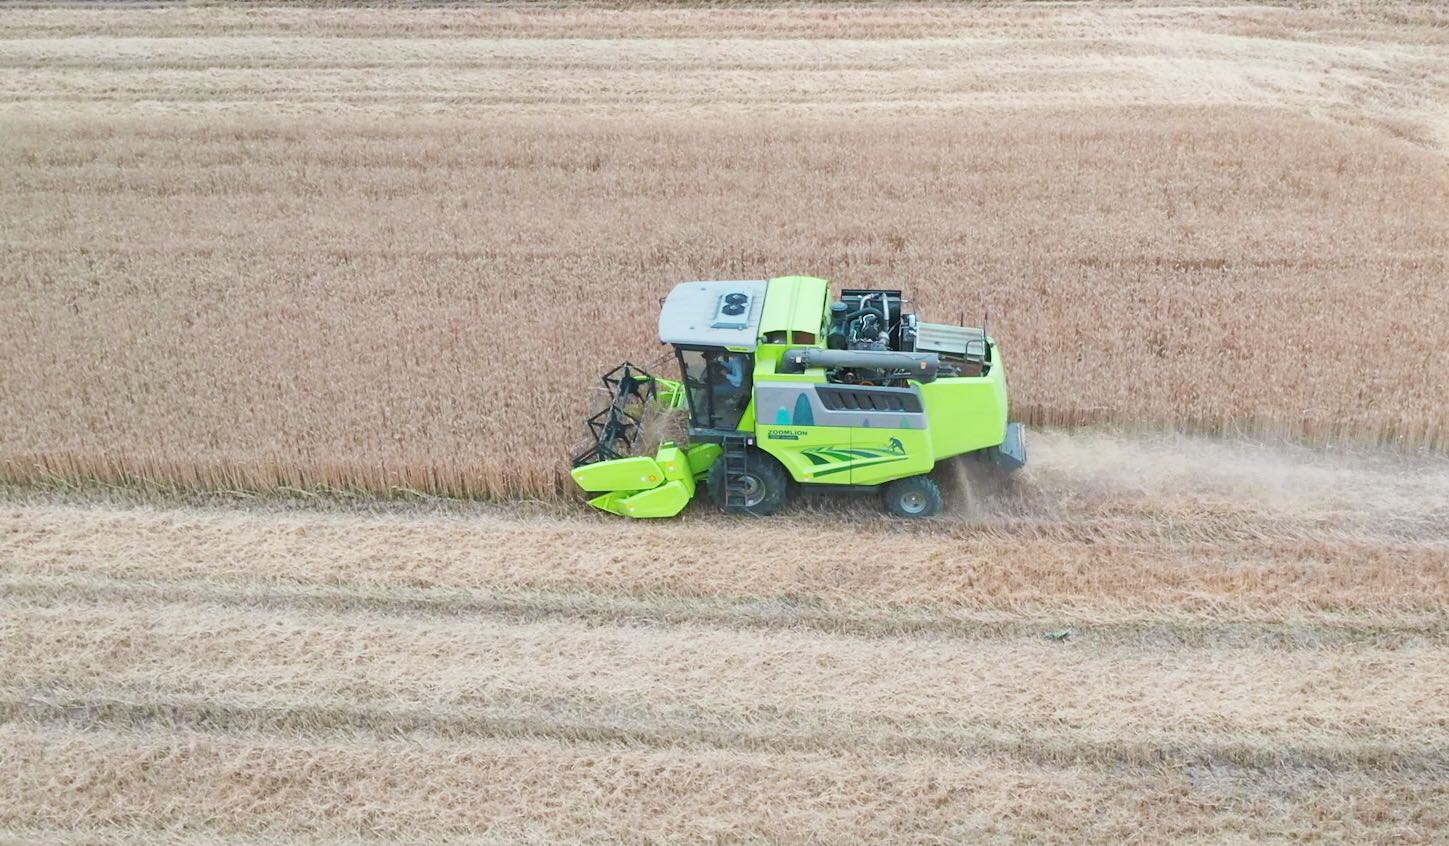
[720,435,752,510]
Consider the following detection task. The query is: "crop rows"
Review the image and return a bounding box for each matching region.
[11,415,1446,845]
[4,425,1448,842]
[2,5,1448,497]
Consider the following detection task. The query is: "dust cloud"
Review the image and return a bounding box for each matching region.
[943,428,1449,544]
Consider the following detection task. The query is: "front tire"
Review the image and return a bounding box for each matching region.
[707,451,788,516]
[883,475,943,518]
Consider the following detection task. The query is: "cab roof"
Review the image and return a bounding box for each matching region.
[657,280,768,349]
[658,276,829,350]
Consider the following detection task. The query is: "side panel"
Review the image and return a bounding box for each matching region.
[602,480,693,518]
[755,381,927,431]
[919,360,1010,460]
[754,380,932,486]
[571,456,663,493]
[758,423,856,483]
[684,442,723,478]
[654,444,697,497]
[848,428,933,485]
[576,443,709,519]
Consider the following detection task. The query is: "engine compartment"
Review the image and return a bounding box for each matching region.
[821,288,991,385]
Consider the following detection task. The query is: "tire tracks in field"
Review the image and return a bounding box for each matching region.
[3,570,1444,648]
[4,694,1447,779]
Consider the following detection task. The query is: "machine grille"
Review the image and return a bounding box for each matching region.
[711,291,753,329]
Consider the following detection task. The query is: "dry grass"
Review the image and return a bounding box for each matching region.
[9,429,1449,625]
[3,428,1448,843]
[6,728,1440,845]
[2,3,1449,497]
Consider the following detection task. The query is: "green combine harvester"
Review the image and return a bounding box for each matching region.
[571,276,1026,518]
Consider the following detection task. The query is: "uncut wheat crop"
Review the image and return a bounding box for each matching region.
[1,3,1447,498]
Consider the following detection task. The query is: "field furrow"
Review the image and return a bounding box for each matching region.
[3,460,1448,841]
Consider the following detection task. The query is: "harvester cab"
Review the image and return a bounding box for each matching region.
[570,275,1026,518]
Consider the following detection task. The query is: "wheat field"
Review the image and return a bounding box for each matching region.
[3,3,1449,844]
[2,3,1449,497]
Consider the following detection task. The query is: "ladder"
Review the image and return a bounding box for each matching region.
[720,434,752,510]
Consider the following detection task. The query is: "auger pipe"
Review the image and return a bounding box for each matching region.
[781,348,941,382]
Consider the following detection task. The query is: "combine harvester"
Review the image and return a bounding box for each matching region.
[571,276,1026,518]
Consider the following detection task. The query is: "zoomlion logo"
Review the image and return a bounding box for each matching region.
[800,437,907,478]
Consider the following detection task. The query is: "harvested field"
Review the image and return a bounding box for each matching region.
[3,3,1449,496]
[4,428,1449,843]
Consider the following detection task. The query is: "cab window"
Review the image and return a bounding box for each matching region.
[677,347,753,431]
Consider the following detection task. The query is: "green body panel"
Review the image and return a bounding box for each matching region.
[760,276,829,341]
[919,363,1011,459]
[756,424,854,482]
[584,490,632,516]
[685,442,722,477]
[842,428,935,485]
[601,479,693,518]
[654,444,694,486]
[758,424,933,485]
[577,442,717,518]
[572,455,664,493]
[736,397,757,432]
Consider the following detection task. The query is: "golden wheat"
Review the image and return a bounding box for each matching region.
[2,4,1449,497]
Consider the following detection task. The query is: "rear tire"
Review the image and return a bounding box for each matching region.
[707,451,788,516]
[883,475,943,518]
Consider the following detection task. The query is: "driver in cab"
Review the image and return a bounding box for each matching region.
[709,351,750,418]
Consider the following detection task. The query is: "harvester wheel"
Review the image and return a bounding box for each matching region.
[707,452,788,516]
[883,475,943,518]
